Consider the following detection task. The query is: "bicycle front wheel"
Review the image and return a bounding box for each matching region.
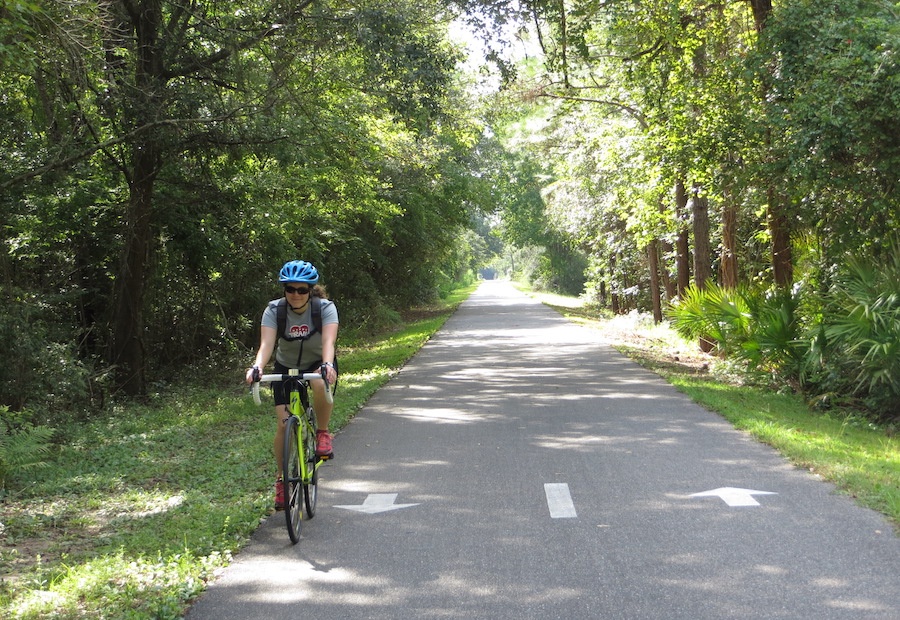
[282,415,303,544]
[303,406,319,517]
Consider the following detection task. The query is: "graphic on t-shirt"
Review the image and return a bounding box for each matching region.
[289,324,310,338]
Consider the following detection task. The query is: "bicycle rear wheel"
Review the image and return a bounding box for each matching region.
[282,415,303,544]
[303,406,319,517]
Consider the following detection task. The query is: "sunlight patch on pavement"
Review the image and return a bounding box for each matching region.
[390,407,488,424]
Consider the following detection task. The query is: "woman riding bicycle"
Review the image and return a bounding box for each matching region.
[245,260,339,510]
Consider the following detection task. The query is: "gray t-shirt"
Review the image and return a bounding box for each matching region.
[261,297,339,369]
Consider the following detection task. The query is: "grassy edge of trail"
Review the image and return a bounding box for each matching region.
[521,287,899,533]
[0,284,477,620]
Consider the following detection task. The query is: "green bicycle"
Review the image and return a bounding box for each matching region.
[252,369,332,544]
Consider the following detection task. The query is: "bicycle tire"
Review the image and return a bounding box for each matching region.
[282,414,303,544]
[303,406,318,517]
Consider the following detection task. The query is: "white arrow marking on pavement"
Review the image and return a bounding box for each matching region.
[334,493,420,514]
[690,487,777,507]
[544,483,577,518]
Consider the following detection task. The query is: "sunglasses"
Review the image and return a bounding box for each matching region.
[284,285,311,295]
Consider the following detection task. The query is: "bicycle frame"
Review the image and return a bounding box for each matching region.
[287,376,325,484]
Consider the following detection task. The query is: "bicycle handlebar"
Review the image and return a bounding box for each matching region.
[251,370,333,406]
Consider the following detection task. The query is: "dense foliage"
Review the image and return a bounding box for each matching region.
[0,0,507,416]
[667,240,900,420]
[468,0,900,421]
[2,1,898,423]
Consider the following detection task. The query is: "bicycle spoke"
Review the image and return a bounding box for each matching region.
[282,415,303,544]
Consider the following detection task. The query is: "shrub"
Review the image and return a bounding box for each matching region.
[667,283,753,355]
[0,408,54,492]
[0,296,92,416]
[743,287,807,374]
[816,242,900,419]
[667,241,900,423]
[668,283,806,375]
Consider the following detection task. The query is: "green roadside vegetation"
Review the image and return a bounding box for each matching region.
[0,284,475,620]
[524,287,900,531]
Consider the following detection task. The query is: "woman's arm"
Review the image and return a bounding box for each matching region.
[245,325,277,383]
[319,322,339,383]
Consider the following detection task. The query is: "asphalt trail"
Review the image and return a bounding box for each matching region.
[187,281,898,619]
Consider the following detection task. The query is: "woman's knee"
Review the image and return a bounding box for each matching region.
[274,405,289,427]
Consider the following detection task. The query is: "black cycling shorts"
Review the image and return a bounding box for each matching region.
[271,360,323,407]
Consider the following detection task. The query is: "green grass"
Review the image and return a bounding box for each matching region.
[525,287,900,529]
[0,283,476,619]
[1,393,270,619]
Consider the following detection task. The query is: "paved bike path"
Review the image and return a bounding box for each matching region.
[187,281,898,619]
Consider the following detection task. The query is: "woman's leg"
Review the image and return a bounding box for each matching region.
[273,404,289,477]
[308,378,334,457]
[308,378,332,432]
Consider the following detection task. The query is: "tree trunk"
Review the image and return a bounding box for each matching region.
[609,255,620,314]
[675,179,691,297]
[692,186,715,352]
[661,239,676,302]
[749,0,773,32]
[748,0,793,288]
[768,190,793,288]
[692,187,712,289]
[648,240,663,323]
[690,46,711,293]
[111,144,159,395]
[720,201,739,288]
[657,197,676,303]
[109,0,165,395]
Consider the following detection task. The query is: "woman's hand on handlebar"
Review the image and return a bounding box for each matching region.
[320,362,337,385]
[245,365,261,384]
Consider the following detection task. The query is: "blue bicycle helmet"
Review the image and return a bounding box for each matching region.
[278,260,319,283]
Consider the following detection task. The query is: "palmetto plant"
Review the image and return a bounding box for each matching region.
[824,242,900,410]
[744,288,807,372]
[667,241,900,421]
[666,283,751,354]
[667,283,805,374]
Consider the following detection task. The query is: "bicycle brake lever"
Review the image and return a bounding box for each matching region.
[319,367,334,404]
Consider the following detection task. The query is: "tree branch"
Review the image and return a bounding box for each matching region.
[627,37,665,61]
[0,110,263,191]
[162,0,319,79]
[535,91,648,130]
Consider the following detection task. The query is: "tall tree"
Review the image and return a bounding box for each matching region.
[747,0,792,288]
[2,0,475,398]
